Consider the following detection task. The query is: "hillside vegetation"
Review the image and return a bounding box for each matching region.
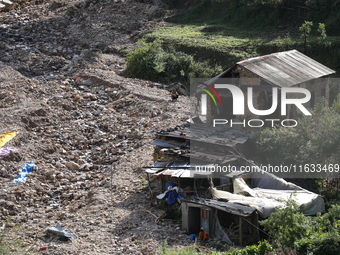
[128,0,340,89]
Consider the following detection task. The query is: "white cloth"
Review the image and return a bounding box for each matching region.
[156,186,179,200]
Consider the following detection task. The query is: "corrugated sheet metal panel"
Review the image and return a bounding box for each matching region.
[171,169,187,178]
[145,161,173,174]
[155,124,249,148]
[182,198,255,217]
[151,139,188,149]
[175,167,246,179]
[237,49,335,87]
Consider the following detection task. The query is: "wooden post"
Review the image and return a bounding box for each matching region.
[239,217,242,246]
[161,175,164,192]
[147,173,152,195]
[255,212,259,240]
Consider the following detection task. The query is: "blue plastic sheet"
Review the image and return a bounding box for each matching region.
[10,162,36,184]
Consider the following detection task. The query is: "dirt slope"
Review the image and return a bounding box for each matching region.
[0,0,194,254]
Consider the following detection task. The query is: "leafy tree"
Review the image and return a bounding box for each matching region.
[254,99,340,166]
[317,23,331,47]
[299,21,313,52]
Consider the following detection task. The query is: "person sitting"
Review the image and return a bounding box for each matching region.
[170,89,179,101]
[199,227,209,242]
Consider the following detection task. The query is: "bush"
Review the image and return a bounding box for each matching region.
[228,240,274,255]
[126,39,222,84]
[306,0,340,35]
[317,204,340,232]
[126,40,165,81]
[260,197,313,248]
[296,231,340,255]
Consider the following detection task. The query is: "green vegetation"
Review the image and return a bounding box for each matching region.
[261,195,312,248]
[126,40,222,84]
[299,21,313,52]
[134,0,340,79]
[146,21,340,69]
[254,99,340,167]
[144,24,272,70]
[254,99,340,199]
[160,203,340,255]
[0,219,37,255]
[227,240,275,255]
[168,0,340,35]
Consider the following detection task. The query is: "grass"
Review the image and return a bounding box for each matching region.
[145,22,340,71]
[145,24,264,68]
[0,219,38,255]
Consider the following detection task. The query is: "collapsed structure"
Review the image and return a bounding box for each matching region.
[145,122,325,245]
[145,50,334,245]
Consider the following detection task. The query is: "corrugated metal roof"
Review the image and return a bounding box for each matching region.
[155,124,249,148]
[237,50,335,87]
[151,139,189,149]
[182,198,256,217]
[145,161,173,174]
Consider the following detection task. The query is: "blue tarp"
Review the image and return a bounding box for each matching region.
[10,162,36,184]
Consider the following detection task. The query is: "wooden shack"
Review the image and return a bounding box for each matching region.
[201,49,336,124]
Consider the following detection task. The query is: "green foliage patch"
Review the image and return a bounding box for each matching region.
[126,40,222,85]
[253,99,340,166]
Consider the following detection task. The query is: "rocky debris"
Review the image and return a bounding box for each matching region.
[0,0,13,12]
[0,59,191,253]
[0,0,198,253]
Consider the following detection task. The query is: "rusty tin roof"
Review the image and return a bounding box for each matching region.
[237,49,335,87]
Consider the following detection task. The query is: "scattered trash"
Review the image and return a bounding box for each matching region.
[46,225,76,239]
[0,147,19,159]
[10,162,36,184]
[40,247,47,251]
[57,236,70,241]
[0,131,17,148]
[0,0,193,252]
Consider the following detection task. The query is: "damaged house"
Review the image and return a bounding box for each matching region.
[146,123,251,194]
[200,49,335,124]
[145,50,331,245]
[146,123,325,245]
[182,170,325,245]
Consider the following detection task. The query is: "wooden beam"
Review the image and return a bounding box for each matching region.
[239,217,242,246]
[255,212,259,238]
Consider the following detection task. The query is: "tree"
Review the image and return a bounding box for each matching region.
[317,23,331,47]
[299,21,313,52]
